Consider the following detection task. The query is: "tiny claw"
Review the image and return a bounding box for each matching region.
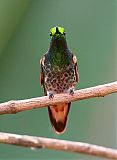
[69,88,74,96]
[49,92,54,99]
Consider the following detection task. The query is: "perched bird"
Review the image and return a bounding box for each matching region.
[40,26,79,134]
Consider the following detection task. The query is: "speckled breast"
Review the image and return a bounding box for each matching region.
[43,64,77,93]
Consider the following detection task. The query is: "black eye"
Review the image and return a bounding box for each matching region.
[63,32,66,35]
[50,32,52,36]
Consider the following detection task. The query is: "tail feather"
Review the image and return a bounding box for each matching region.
[48,103,71,134]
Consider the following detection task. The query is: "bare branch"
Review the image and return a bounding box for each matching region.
[0,82,117,115]
[0,132,117,159]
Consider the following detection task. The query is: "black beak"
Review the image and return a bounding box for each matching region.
[56,26,60,34]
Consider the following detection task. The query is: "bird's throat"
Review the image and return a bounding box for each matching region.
[49,38,68,68]
[50,37,67,51]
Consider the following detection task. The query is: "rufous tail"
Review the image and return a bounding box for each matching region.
[48,103,71,134]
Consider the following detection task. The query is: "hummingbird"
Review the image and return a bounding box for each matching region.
[40,26,79,134]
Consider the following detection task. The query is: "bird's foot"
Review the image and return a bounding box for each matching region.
[48,92,54,99]
[69,88,74,96]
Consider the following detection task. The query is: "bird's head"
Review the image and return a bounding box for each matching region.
[50,26,66,40]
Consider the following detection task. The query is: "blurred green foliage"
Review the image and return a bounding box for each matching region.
[0,0,116,159]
